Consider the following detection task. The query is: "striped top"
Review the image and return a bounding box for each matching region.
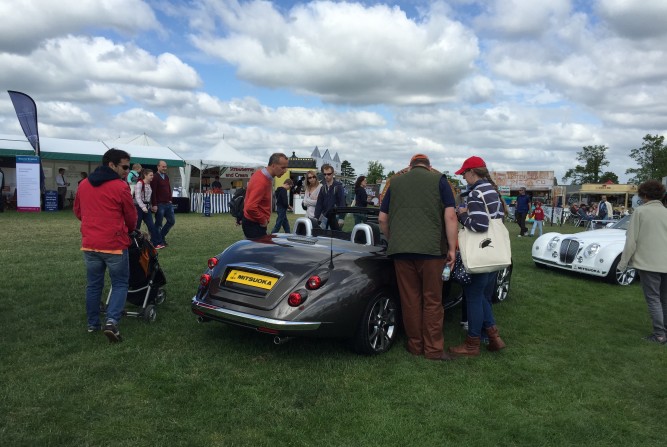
[459,180,504,233]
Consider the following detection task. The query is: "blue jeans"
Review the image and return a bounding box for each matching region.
[135,205,155,235]
[462,271,497,337]
[271,208,290,233]
[530,220,543,236]
[84,250,129,326]
[154,203,175,245]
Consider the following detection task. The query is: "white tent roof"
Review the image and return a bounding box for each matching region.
[187,139,264,169]
[0,133,185,166]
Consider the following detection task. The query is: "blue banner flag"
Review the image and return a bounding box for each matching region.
[8,90,40,155]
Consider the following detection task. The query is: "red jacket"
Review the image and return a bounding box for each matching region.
[243,168,273,225]
[74,167,137,251]
[533,207,545,221]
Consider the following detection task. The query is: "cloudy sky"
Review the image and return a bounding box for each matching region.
[2,0,667,182]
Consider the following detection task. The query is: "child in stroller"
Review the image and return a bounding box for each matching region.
[104,231,167,322]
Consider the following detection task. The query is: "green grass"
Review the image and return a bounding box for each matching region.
[1,211,665,446]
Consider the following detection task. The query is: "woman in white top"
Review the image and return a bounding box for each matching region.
[302,170,322,219]
[134,169,156,235]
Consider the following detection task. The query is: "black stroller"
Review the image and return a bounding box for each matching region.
[104,231,167,323]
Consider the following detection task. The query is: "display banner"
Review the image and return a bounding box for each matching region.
[44,190,58,211]
[16,156,41,212]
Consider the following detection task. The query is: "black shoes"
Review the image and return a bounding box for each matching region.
[103,321,122,343]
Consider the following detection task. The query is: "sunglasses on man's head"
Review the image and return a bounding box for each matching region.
[120,165,130,171]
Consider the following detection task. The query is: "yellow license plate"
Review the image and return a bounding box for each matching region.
[226,270,278,290]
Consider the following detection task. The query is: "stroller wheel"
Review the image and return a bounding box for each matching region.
[143,304,157,323]
[155,288,167,305]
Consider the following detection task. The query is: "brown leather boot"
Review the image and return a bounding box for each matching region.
[486,326,506,352]
[448,336,481,357]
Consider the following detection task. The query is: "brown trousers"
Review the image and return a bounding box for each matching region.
[394,258,446,359]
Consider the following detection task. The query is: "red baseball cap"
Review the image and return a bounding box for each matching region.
[454,156,486,175]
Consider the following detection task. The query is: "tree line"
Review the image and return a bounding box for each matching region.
[338,134,667,188]
[562,134,667,185]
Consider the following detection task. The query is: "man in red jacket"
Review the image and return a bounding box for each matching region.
[242,153,289,239]
[74,148,137,343]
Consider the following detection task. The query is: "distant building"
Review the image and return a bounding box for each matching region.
[311,146,342,173]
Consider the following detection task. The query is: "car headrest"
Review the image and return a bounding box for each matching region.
[351,223,374,246]
[294,217,313,236]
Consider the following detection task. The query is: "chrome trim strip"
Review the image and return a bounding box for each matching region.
[192,297,321,331]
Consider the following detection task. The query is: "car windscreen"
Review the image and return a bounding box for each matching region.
[610,215,631,230]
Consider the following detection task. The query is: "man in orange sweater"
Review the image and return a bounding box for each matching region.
[242,153,289,239]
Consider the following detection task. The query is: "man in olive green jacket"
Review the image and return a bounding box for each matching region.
[378,154,458,360]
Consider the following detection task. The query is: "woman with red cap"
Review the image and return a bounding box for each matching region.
[449,156,507,357]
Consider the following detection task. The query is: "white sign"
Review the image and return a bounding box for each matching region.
[219,167,255,179]
[16,155,41,212]
[499,186,510,195]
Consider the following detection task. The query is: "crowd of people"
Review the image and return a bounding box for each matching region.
[72,148,666,352]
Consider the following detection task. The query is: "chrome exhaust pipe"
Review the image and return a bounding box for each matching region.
[273,336,293,345]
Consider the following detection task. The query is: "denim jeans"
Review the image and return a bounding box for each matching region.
[462,271,497,337]
[271,208,290,233]
[530,220,543,236]
[154,203,175,245]
[135,205,155,235]
[84,250,129,326]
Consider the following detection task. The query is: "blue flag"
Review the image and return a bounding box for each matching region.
[8,90,40,155]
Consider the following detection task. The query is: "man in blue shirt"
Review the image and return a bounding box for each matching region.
[515,187,531,237]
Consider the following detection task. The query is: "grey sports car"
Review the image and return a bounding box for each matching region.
[192,208,512,355]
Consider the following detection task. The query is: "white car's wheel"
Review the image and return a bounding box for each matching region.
[606,256,637,286]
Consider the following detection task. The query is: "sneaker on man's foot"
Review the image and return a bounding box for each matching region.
[643,334,666,344]
[103,321,122,343]
[87,325,101,333]
[155,244,166,250]
[517,235,522,238]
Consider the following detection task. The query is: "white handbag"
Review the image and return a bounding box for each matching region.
[458,192,512,273]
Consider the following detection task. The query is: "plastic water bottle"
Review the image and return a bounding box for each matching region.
[442,264,451,281]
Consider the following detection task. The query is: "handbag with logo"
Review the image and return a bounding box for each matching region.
[458,191,511,273]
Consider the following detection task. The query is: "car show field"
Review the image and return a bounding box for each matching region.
[1,211,664,446]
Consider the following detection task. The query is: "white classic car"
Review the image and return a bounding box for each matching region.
[531,215,637,286]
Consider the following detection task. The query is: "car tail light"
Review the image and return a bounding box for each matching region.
[306,275,323,290]
[288,292,304,307]
[208,257,218,269]
[200,273,211,286]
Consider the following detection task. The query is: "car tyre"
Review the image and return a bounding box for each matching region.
[353,291,399,355]
[493,264,513,303]
[606,256,637,286]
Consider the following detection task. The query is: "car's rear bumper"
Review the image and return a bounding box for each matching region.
[191,297,322,332]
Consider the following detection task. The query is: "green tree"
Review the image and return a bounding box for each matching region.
[561,145,610,184]
[599,171,619,184]
[339,160,355,187]
[626,134,667,184]
[386,170,395,179]
[366,160,385,185]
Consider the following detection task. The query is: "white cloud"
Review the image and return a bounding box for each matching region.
[596,0,667,39]
[190,0,479,105]
[0,0,162,53]
[0,35,201,103]
[475,0,571,37]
